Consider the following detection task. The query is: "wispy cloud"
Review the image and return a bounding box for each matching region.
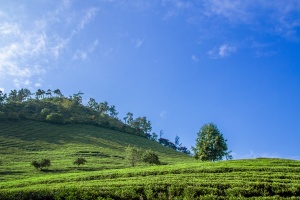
[160,110,167,119]
[202,0,300,40]
[134,39,144,48]
[207,43,236,58]
[77,7,97,32]
[0,2,98,89]
[72,50,87,61]
[218,44,236,57]
[191,55,199,62]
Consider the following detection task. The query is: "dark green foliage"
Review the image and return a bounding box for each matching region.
[158,138,177,150]
[192,123,232,161]
[0,88,147,137]
[31,159,51,170]
[149,132,158,141]
[141,150,160,165]
[74,157,87,166]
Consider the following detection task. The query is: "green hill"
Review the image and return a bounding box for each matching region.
[1,120,300,199]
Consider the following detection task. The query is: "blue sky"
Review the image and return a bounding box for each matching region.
[1,0,300,159]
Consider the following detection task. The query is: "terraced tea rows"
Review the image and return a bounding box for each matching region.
[0,120,300,199]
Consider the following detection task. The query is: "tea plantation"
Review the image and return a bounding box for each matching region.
[0,120,300,199]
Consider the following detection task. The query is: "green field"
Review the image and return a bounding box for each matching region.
[1,120,300,199]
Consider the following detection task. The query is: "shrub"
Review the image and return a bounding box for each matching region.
[74,157,87,166]
[141,150,160,165]
[46,113,64,124]
[31,159,51,170]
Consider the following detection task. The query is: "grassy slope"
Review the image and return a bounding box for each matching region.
[1,120,300,199]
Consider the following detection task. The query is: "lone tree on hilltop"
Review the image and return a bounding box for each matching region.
[192,123,232,162]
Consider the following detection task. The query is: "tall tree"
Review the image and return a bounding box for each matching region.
[108,105,118,118]
[192,123,232,162]
[175,135,181,147]
[53,89,62,97]
[99,101,109,115]
[124,112,133,125]
[8,90,17,102]
[35,89,42,99]
[72,91,84,104]
[87,98,98,111]
[17,88,31,102]
[46,89,52,98]
[131,116,152,135]
[0,90,7,105]
[40,90,46,99]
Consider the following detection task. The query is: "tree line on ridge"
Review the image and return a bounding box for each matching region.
[0,88,191,155]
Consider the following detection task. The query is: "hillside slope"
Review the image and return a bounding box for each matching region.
[0,120,191,177]
[1,120,300,199]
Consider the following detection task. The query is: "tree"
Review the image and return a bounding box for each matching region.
[46,89,52,98]
[0,90,7,105]
[192,123,232,162]
[17,88,31,102]
[175,135,181,148]
[124,112,133,124]
[53,89,63,97]
[72,91,84,104]
[73,157,87,166]
[8,90,17,102]
[108,105,118,119]
[158,138,177,150]
[130,116,152,135]
[99,101,109,115]
[31,159,51,170]
[125,145,142,167]
[87,98,98,111]
[150,132,158,141]
[141,150,160,165]
[35,89,42,99]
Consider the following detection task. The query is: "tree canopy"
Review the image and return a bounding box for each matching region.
[192,123,232,161]
[0,88,191,155]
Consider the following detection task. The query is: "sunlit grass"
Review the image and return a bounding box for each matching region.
[1,120,300,199]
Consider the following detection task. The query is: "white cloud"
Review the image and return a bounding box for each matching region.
[207,44,236,58]
[191,55,199,62]
[0,88,4,92]
[218,44,236,57]
[72,50,87,61]
[89,39,99,52]
[135,39,144,48]
[0,23,20,35]
[202,0,300,40]
[160,111,167,119]
[77,7,97,32]
[0,2,98,88]
[34,83,42,88]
